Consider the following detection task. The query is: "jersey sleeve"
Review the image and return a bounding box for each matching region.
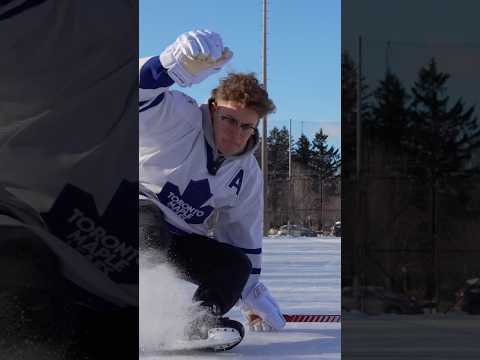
[139,56,201,145]
[214,163,264,298]
[139,56,174,106]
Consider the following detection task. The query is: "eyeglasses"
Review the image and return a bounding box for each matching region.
[219,115,257,135]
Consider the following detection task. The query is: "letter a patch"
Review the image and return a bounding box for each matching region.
[228,169,244,196]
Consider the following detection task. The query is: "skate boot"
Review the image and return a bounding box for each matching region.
[186,312,245,351]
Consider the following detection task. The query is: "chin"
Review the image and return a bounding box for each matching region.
[221,149,236,156]
[222,148,240,156]
[219,142,241,156]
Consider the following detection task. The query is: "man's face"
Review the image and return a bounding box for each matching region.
[212,100,259,156]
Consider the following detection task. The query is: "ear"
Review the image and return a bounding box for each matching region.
[208,97,217,111]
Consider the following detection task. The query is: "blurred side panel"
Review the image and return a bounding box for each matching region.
[0,1,139,359]
[342,1,480,359]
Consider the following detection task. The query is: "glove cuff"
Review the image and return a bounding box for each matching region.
[240,282,286,331]
[159,47,194,87]
[164,61,193,87]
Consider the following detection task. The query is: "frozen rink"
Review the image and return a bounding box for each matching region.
[342,313,480,359]
[140,235,341,359]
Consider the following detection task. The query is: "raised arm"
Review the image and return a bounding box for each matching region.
[139,29,232,111]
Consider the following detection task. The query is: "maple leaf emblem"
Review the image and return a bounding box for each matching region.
[158,179,214,224]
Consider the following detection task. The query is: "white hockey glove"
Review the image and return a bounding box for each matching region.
[160,29,233,87]
[239,282,286,332]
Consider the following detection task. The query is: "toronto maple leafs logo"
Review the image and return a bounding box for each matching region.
[41,181,138,284]
[158,179,214,224]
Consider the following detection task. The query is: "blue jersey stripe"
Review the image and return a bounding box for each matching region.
[140,57,174,89]
[139,93,164,113]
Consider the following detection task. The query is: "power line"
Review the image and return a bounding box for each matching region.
[345,38,480,49]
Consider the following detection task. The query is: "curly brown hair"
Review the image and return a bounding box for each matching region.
[210,73,276,118]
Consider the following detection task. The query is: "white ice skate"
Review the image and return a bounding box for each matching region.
[170,316,245,352]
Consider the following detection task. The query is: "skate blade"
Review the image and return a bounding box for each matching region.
[166,327,241,352]
[207,327,242,351]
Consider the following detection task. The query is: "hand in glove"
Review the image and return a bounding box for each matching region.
[160,29,233,87]
[240,282,286,332]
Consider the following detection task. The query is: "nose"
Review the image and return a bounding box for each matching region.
[223,131,244,148]
[225,123,243,138]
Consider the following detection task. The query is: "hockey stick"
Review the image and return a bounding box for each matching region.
[283,314,341,323]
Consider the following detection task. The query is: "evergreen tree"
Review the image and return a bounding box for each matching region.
[267,126,291,179]
[406,58,480,302]
[407,58,479,177]
[371,71,410,147]
[293,134,313,168]
[311,129,341,179]
[266,126,293,228]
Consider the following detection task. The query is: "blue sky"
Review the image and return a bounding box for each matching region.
[140,0,341,148]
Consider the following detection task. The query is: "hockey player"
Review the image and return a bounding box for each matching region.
[139,29,286,348]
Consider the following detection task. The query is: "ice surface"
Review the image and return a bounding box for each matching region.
[139,235,341,359]
[342,314,480,359]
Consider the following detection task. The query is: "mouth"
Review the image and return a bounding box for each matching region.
[222,137,241,147]
[219,138,243,154]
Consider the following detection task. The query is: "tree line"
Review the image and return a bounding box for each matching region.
[342,51,480,179]
[258,125,341,232]
[342,50,480,306]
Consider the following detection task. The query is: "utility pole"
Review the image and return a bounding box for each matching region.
[356,36,362,180]
[289,118,292,180]
[385,40,391,74]
[288,118,292,236]
[261,0,269,235]
[354,35,365,313]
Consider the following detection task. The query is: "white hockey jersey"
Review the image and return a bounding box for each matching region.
[139,56,263,294]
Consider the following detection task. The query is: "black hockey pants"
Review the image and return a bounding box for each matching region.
[139,199,252,316]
